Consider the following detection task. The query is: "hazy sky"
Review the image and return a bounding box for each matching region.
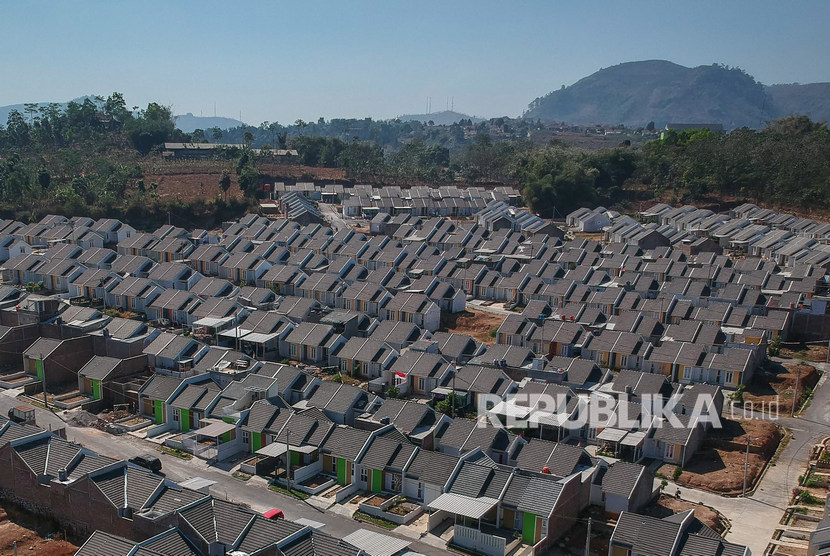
[1,1,828,125]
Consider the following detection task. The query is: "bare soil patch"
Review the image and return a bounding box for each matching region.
[440,309,504,345]
[660,418,781,495]
[780,343,829,363]
[0,507,76,556]
[363,495,387,507]
[744,362,818,409]
[642,495,727,534]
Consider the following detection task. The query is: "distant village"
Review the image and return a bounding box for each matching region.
[0,184,828,556]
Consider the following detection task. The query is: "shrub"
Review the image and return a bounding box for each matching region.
[673,466,683,481]
[386,386,401,399]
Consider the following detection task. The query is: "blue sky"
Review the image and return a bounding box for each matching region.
[1,0,828,125]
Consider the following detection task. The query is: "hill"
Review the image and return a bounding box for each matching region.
[174,113,245,133]
[396,110,483,125]
[765,82,830,124]
[525,60,830,129]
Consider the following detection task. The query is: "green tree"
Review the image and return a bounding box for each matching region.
[219,170,232,200]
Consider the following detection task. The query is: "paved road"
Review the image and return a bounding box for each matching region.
[319,203,348,232]
[0,393,447,556]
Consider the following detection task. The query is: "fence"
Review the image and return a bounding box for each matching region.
[453,524,507,556]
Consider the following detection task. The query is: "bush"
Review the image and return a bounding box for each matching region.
[386,386,401,399]
[331,373,343,383]
[768,336,781,357]
[673,466,683,481]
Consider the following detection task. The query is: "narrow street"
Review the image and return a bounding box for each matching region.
[0,393,447,556]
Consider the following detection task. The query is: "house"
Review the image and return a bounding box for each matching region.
[388,350,454,396]
[402,448,460,505]
[333,337,398,379]
[297,381,372,426]
[35,258,87,292]
[69,268,122,303]
[320,425,373,485]
[142,332,209,373]
[91,218,136,244]
[609,510,750,556]
[281,322,345,366]
[106,277,165,314]
[599,461,654,516]
[110,255,155,278]
[644,414,705,466]
[381,292,441,332]
[23,336,94,390]
[354,429,417,494]
[437,417,516,464]
[434,365,517,412]
[361,398,449,449]
[145,290,201,325]
[218,310,294,358]
[220,252,272,284]
[148,262,203,290]
[77,355,149,405]
[188,244,229,276]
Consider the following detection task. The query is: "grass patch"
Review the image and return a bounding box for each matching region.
[233,471,252,481]
[268,483,309,500]
[158,445,192,460]
[353,510,398,530]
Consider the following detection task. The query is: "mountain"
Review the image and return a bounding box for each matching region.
[765,82,830,124]
[396,110,483,125]
[525,60,830,129]
[174,113,245,133]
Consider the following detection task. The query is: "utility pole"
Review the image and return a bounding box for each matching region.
[792,368,801,417]
[742,436,751,497]
[39,354,48,411]
[584,517,591,556]
[451,370,456,419]
[286,430,291,492]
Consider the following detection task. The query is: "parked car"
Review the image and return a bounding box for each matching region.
[128,453,162,473]
[263,509,284,520]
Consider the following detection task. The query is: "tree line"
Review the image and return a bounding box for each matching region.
[1,90,828,223]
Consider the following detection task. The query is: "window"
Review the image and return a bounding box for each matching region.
[619,355,628,367]
[665,443,675,460]
[724,371,734,385]
[514,511,523,530]
[242,430,250,444]
[417,482,424,500]
[309,347,318,360]
[289,344,298,357]
[418,378,426,391]
[172,409,180,422]
[360,468,368,483]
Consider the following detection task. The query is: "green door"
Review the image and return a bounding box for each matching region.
[221,416,234,443]
[371,469,383,493]
[154,400,164,424]
[92,379,102,400]
[522,512,536,544]
[35,359,44,381]
[251,432,262,453]
[290,451,300,466]
[180,409,190,432]
[336,458,347,484]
